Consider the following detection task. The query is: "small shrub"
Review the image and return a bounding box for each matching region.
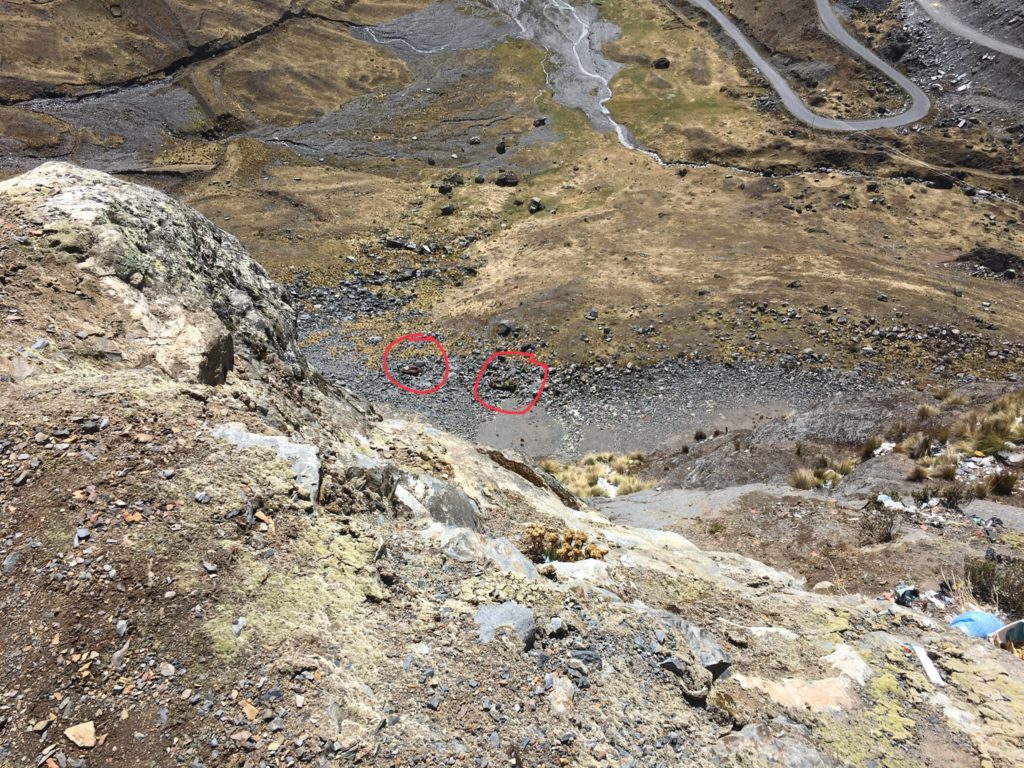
[789,468,818,490]
[705,519,725,535]
[917,404,940,419]
[989,471,1019,496]
[611,453,645,475]
[694,429,707,442]
[911,487,933,505]
[965,555,1024,620]
[544,452,653,498]
[859,503,899,545]
[939,483,971,509]
[524,524,608,563]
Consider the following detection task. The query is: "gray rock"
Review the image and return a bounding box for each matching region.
[659,656,713,702]
[111,639,130,672]
[714,721,835,767]
[479,446,582,510]
[475,601,536,649]
[422,522,539,580]
[679,621,731,679]
[427,482,479,529]
[494,170,519,187]
[212,422,321,500]
[0,162,316,387]
[1,551,20,576]
[198,333,234,385]
[396,474,481,530]
[998,450,1024,467]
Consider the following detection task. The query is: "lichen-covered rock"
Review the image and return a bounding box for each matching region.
[0,161,304,383]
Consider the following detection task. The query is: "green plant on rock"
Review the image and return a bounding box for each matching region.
[523,524,608,563]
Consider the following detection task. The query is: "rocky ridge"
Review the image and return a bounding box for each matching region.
[1,163,1022,767]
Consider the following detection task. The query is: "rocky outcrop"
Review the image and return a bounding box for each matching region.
[1,164,1022,768]
[0,162,305,385]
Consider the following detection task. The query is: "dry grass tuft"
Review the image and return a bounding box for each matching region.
[989,471,1019,496]
[789,467,818,490]
[861,434,883,460]
[540,452,655,498]
[949,390,1024,455]
[930,385,968,406]
[906,464,929,482]
[790,454,859,490]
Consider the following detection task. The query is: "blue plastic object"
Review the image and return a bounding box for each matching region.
[950,611,1002,638]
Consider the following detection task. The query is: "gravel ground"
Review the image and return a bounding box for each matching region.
[301,320,883,458]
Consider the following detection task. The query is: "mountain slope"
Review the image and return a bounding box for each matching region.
[0,163,1021,768]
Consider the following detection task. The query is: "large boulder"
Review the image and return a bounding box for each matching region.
[0,162,304,384]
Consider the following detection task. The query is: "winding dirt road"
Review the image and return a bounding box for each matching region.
[672,0,931,130]
[913,0,1024,60]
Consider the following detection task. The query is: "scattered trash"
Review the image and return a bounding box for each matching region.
[889,582,955,612]
[911,645,945,687]
[894,583,920,608]
[950,611,1002,638]
[876,493,906,512]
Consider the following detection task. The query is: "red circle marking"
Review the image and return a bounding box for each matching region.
[473,351,549,415]
[383,334,450,395]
